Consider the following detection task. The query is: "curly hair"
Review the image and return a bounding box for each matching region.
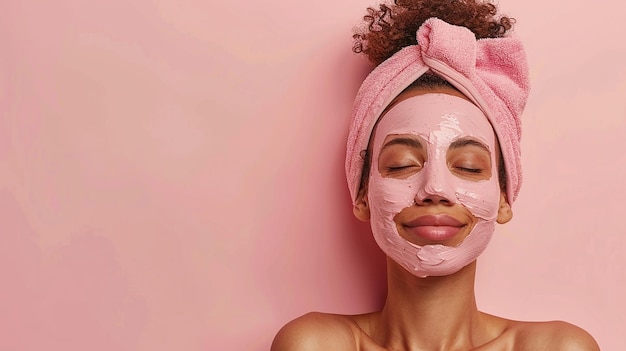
[353,0,515,65]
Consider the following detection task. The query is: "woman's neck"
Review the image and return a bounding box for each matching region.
[370,258,495,351]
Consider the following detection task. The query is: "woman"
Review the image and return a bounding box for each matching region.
[272,1,600,350]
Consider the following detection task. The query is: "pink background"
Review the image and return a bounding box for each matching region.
[1,1,624,350]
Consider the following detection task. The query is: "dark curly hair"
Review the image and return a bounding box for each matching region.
[353,0,515,65]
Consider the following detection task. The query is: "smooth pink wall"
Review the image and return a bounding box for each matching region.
[1,1,623,350]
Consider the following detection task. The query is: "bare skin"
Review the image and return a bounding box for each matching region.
[271,260,600,351]
[271,87,600,351]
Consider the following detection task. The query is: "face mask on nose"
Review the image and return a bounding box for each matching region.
[367,93,501,278]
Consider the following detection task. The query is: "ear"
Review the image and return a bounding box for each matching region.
[353,191,370,222]
[496,191,513,224]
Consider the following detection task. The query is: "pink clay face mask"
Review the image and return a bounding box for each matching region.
[368,93,501,278]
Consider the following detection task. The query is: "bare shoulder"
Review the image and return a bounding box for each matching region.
[270,312,359,351]
[511,320,600,351]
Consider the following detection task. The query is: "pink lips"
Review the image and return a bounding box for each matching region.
[404,214,464,241]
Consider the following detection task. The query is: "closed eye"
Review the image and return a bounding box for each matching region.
[387,165,418,172]
[386,163,423,175]
[455,166,482,174]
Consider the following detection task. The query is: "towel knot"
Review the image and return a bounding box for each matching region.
[417,17,477,76]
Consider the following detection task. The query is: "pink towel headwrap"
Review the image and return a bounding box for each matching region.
[346,17,530,204]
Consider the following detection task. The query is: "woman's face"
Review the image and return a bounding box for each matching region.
[355,87,511,277]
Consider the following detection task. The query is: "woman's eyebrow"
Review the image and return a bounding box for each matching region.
[381,137,423,152]
[449,138,490,152]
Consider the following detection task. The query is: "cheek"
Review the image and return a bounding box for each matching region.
[451,147,501,220]
[368,171,417,217]
[454,178,500,220]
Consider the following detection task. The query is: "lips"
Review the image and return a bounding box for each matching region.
[404,214,464,241]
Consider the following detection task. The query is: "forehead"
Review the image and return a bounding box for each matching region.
[373,88,495,149]
[387,85,470,109]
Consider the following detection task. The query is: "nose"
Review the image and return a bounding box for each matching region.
[413,161,456,206]
[414,192,452,205]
